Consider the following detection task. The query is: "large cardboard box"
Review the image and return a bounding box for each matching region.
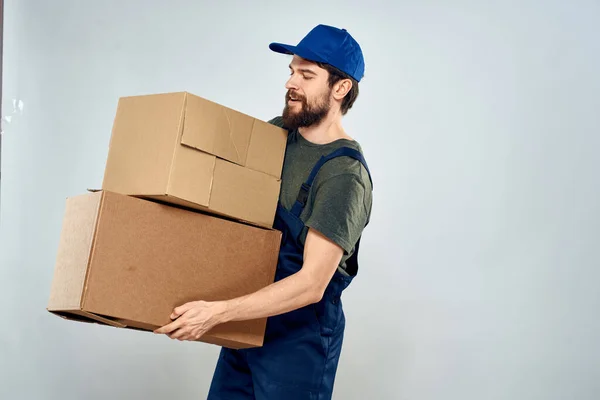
[47,190,281,349]
[102,91,288,228]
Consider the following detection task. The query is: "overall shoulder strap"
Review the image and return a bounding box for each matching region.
[291,147,373,217]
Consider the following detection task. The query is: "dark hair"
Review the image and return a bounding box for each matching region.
[316,62,360,115]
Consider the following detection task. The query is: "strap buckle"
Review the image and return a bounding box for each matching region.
[296,183,311,206]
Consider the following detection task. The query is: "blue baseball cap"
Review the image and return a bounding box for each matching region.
[269,24,365,82]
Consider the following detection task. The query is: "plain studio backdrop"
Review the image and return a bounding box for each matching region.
[1,1,599,399]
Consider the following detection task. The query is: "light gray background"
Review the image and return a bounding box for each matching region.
[1,1,599,399]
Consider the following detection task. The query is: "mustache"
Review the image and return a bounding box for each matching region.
[286,91,306,102]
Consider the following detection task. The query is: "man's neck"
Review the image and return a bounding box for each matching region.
[297,112,353,145]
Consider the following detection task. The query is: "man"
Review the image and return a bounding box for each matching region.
[155,24,373,399]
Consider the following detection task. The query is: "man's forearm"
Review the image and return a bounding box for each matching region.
[210,229,342,326]
[217,270,321,324]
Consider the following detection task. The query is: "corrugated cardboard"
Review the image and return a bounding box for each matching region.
[47,190,281,349]
[101,91,288,229]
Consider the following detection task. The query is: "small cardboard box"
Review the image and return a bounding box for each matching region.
[101,91,288,228]
[47,190,281,349]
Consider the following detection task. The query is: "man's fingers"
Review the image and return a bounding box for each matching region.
[163,326,209,341]
[169,328,191,341]
[154,318,184,335]
[171,302,196,319]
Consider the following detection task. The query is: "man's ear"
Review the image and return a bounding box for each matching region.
[332,79,352,101]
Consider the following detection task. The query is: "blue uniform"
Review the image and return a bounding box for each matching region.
[207,147,372,400]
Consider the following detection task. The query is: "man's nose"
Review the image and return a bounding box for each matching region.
[285,75,299,91]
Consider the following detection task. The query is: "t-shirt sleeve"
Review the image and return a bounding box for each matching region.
[267,116,285,128]
[304,173,369,254]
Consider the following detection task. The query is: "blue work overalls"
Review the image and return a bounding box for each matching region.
[207,147,372,400]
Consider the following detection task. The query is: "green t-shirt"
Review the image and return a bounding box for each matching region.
[268,116,373,276]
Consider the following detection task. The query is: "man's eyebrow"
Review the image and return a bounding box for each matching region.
[289,65,318,75]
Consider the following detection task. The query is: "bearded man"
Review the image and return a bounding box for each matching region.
[155,24,373,400]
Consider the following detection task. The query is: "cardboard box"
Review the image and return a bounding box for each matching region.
[47,190,282,349]
[101,91,288,228]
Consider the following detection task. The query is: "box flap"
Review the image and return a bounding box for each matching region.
[76,310,127,328]
[180,93,252,167]
[167,144,215,207]
[209,159,281,229]
[49,309,127,328]
[246,119,287,179]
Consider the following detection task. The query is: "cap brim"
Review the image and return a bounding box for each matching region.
[269,42,328,64]
[269,42,296,55]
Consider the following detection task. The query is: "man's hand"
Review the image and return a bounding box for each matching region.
[153,300,227,341]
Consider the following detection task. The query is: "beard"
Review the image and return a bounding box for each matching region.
[281,89,331,130]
